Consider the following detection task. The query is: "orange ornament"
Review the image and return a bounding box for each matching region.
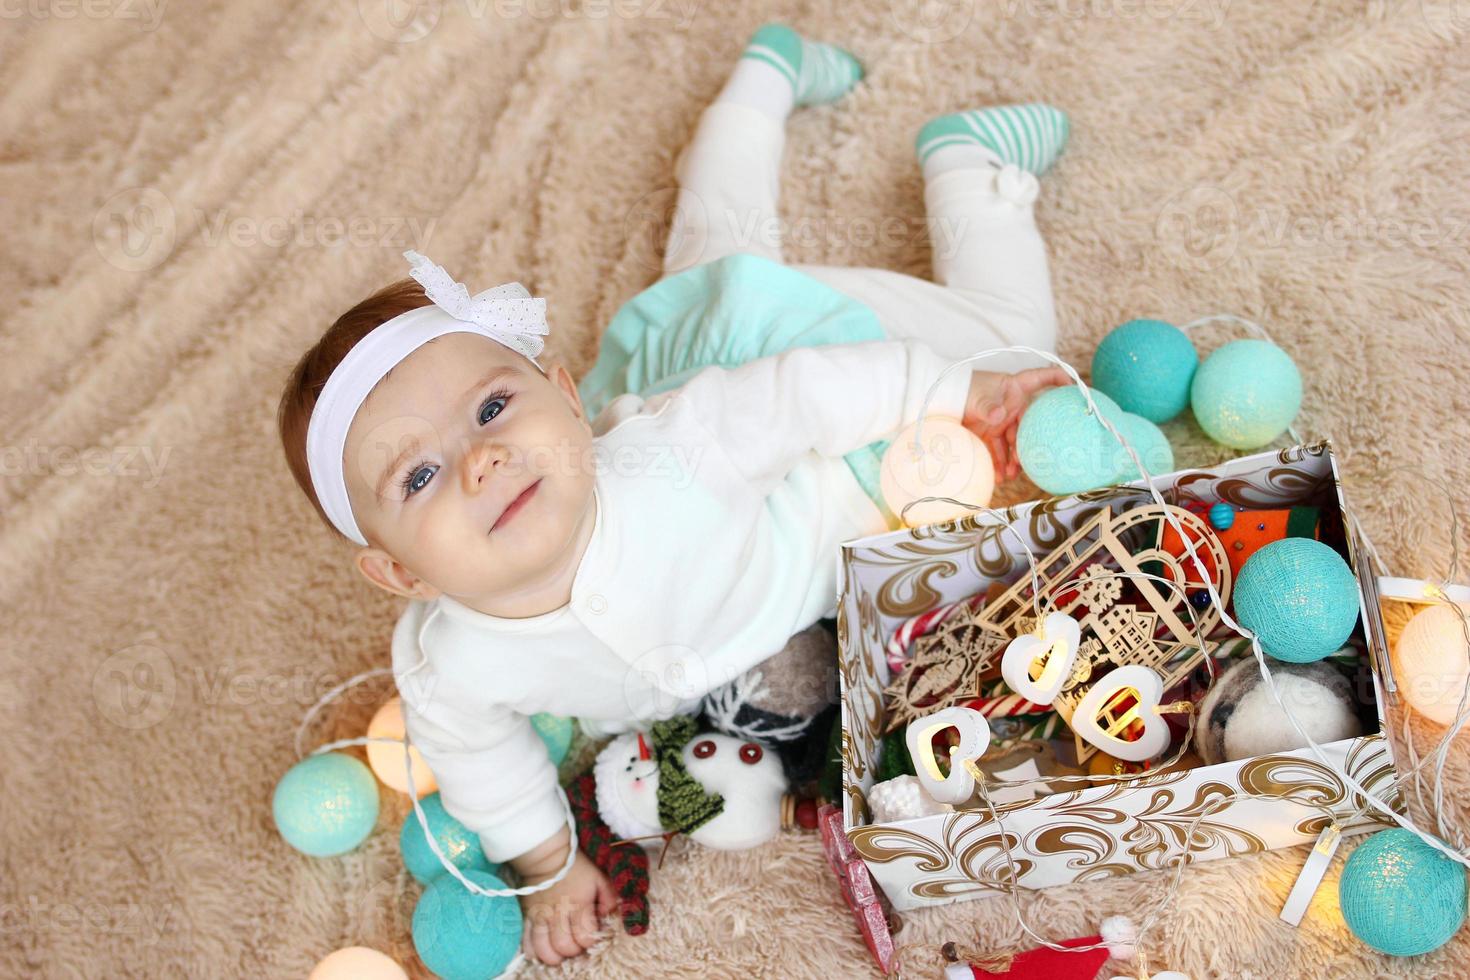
[1158,505,1321,581]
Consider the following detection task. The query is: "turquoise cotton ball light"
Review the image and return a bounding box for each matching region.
[273,753,380,857]
[1339,828,1467,956]
[1115,412,1175,480]
[531,712,575,766]
[1234,538,1360,663]
[1191,339,1302,449]
[400,792,499,885]
[1017,386,1174,495]
[1091,319,1199,423]
[412,869,523,980]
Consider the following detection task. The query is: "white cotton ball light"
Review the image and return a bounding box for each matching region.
[880,418,995,526]
[309,947,408,980]
[1393,602,1470,726]
[367,697,437,797]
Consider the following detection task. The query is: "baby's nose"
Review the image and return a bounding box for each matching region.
[460,443,502,491]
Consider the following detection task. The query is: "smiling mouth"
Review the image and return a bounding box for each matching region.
[491,479,541,533]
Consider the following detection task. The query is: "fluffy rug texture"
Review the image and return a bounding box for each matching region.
[4,1,1470,977]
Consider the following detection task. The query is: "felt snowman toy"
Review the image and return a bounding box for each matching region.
[594,715,789,850]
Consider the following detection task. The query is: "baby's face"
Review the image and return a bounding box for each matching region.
[342,332,595,604]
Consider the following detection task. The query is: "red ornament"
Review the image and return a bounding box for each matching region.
[944,936,1109,980]
[818,803,897,974]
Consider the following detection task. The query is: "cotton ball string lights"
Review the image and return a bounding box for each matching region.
[1114,412,1175,480]
[880,417,995,526]
[1090,318,1198,423]
[531,711,575,766]
[1392,602,1470,726]
[1016,386,1174,496]
[365,697,436,797]
[412,869,523,980]
[399,792,500,885]
[1339,828,1468,956]
[308,947,408,980]
[1190,339,1302,449]
[1233,538,1361,663]
[272,752,380,857]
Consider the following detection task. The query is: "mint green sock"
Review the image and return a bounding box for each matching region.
[916,103,1070,176]
[742,23,863,106]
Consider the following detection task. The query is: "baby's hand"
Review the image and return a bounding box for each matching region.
[516,833,619,965]
[963,367,1071,481]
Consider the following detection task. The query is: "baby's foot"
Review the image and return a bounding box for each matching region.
[916,104,1070,177]
[741,23,863,107]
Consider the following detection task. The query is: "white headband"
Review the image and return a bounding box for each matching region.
[305,250,549,545]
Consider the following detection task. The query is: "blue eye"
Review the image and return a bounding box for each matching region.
[400,463,438,498]
[478,391,511,425]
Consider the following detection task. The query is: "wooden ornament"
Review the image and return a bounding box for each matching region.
[978,504,1230,763]
[882,611,1009,733]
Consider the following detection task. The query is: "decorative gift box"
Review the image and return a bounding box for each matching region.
[834,439,1398,914]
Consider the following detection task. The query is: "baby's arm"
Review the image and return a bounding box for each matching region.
[401,701,616,965]
[672,338,1065,489]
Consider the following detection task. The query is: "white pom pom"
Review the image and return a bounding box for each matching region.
[867,775,952,823]
[1100,915,1138,961]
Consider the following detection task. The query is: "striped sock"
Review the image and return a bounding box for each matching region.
[741,23,863,107]
[915,103,1070,178]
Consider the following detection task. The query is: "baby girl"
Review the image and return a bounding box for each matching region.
[278,22,1069,966]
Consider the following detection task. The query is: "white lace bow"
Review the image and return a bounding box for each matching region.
[403,250,548,361]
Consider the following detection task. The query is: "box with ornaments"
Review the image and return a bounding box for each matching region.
[832,436,1398,927]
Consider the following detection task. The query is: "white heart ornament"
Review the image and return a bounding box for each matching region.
[1000,612,1082,705]
[1072,665,1172,763]
[905,706,991,805]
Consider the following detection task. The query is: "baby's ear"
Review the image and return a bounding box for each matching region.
[545,359,588,424]
[354,546,440,601]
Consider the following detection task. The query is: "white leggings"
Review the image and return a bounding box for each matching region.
[661,101,1059,375]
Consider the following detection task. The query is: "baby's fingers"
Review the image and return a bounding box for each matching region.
[571,900,605,950]
[985,430,1009,481]
[548,905,586,959]
[1004,419,1021,480]
[527,910,564,966]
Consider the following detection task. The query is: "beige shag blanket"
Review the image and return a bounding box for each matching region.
[4,1,1470,976]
